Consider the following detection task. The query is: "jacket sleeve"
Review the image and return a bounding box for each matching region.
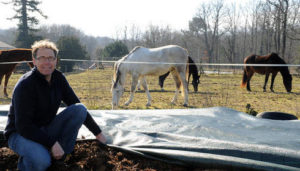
[14,82,56,149]
[84,112,102,136]
[61,74,102,136]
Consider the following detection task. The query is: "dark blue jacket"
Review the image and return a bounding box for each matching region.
[4,67,101,148]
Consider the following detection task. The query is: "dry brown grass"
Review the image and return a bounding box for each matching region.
[1,67,299,117]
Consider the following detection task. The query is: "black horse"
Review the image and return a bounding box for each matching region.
[159,56,200,92]
[241,53,292,92]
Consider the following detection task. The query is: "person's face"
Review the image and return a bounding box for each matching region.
[33,48,57,79]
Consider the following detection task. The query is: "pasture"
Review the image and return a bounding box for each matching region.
[1,66,299,118]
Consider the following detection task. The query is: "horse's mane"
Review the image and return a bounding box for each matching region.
[130,46,142,54]
[113,46,142,87]
[120,46,142,61]
[270,53,291,76]
[113,62,121,88]
[270,52,286,64]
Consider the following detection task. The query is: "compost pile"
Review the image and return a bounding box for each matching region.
[0,140,228,171]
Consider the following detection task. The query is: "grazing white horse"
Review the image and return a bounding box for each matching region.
[111,45,189,109]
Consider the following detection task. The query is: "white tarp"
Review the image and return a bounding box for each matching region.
[1,106,300,170]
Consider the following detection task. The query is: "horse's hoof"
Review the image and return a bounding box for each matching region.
[183,104,188,107]
[124,102,129,106]
[146,103,151,107]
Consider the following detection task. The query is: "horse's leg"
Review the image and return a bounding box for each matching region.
[172,69,188,107]
[136,80,141,90]
[140,77,152,106]
[4,72,12,97]
[263,73,270,92]
[170,71,180,105]
[0,74,3,96]
[158,72,170,91]
[124,75,139,106]
[178,71,189,107]
[246,72,254,91]
[270,72,278,92]
[187,72,192,92]
[0,74,3,86]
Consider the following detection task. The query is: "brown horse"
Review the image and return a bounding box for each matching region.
[241,53,292,92]
[0,48,34,97]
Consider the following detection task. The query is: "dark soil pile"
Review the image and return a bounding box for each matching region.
[0,140,228,171]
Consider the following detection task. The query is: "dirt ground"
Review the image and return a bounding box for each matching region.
[0,139,230,171]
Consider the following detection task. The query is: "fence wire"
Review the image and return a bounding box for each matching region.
[0,59,299,117]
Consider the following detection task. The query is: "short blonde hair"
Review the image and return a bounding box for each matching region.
[31,39,59,58]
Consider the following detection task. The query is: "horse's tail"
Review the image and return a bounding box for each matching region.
[241,68,247,88]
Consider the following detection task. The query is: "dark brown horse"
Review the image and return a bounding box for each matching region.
[241,53,292,92]
[0,48,34,97]
[159,56,200,92]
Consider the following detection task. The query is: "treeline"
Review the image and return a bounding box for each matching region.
[116,0,300,65]
[1,0,300,67]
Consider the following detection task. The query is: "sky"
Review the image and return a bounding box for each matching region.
[0,0,242,38]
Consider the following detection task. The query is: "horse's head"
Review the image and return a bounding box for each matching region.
[111,79,124,109]
[283,73,292,92]
[192,75,200,92]
[111,65,125,109]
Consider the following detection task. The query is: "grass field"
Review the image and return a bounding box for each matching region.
[1,67,299,118]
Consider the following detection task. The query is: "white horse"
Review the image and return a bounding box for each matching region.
[111,45,189,109]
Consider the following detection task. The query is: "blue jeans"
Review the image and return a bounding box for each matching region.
[8,103,87,171]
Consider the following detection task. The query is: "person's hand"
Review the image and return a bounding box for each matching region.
[51,141,65,160]
[96,132,106,144]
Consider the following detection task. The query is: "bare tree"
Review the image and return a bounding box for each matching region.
[189,0,226,63]
[142,24,175,48]
[267,0,290,58]
[286,0,300,63]
[128,24,142,49]
[223,3,239,64]
[143,24,160,48]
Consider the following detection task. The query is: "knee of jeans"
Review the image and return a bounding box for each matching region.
[73,103,87,120]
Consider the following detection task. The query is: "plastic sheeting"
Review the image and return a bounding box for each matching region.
[1,105,300,170]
